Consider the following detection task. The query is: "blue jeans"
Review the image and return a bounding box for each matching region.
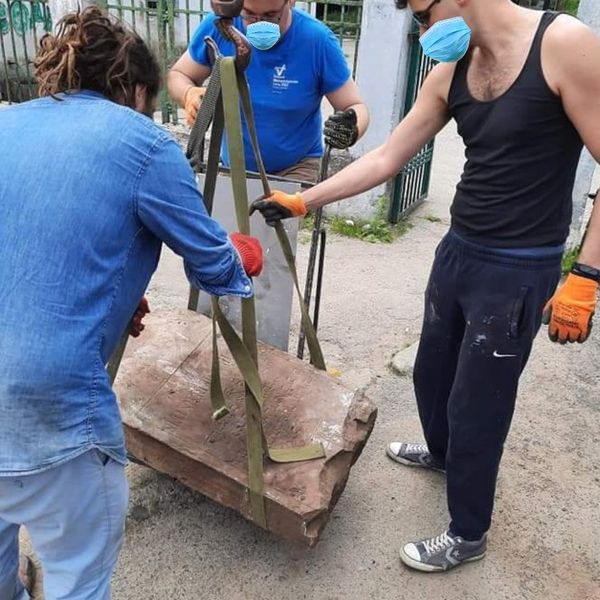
[0,450,128,600]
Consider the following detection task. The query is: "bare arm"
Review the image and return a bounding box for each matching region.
[303,62,454,211]
[325,79,370,140]
[167,51,212,106]
[545,16,600,268]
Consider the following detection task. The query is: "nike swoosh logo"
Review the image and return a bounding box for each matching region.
[493,351,517,358]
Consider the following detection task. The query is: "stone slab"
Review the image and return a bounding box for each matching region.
[114,309,377,546]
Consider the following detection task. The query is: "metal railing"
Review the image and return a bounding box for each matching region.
[388,26,436,223]
[97,0,212,122]
[99,0,363,122]
[0,0,52,102]
[302,0,362,74]
[1,1,363,118]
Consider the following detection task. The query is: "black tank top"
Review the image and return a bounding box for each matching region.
[448,12,583,248]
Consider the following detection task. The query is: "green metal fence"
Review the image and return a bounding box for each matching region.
[0,1,362,116]
[512,0,580,14]
[0,0,52,102]
[106,0,362,123]
[388,25,436,223]
[304,0,362,74]
[98,0,211,123]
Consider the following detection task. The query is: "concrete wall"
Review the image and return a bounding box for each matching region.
[570,0,600,245]
[325,2,412,220]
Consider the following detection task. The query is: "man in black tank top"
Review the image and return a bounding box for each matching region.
[251,0,600,572]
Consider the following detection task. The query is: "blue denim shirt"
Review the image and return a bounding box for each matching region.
[0,91,252,476]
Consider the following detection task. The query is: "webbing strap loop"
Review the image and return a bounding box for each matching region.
[233,67,326,370]
[187,48,327,527]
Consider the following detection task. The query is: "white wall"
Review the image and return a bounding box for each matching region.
[570,0,600,245]
[325,2,412,220]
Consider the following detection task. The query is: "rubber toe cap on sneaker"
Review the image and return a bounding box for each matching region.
[388,442,402,456]
[403,543,421,561]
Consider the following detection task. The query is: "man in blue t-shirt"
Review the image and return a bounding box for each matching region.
[168,0,369,182]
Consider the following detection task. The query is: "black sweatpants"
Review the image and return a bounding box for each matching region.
[413,230,562,540]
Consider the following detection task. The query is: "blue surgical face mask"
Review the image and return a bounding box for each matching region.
[245,21,281,51]
[419,17,472,63]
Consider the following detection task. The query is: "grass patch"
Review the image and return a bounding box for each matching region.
[300,198,412,244]
[559,0,579,16]
[329,214,411,243]
[424,214,442,223]
[330,197,412,243]
[561,245,580,275]
[301,212,316,231]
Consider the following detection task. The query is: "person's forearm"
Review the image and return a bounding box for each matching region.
[305,68,450,212]
[350,102,369,140]
[303,145,397,211]
[578,191,600,269]
[167,69,197,107]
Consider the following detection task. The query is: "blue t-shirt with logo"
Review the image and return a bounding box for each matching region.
[188,9,351,173]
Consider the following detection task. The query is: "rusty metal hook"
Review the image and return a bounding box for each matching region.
[215,18,251,72]
[209,0,251,71]
[211,0,244,18]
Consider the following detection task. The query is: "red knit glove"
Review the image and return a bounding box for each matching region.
[230,232,263,277]
[129,296,150,338]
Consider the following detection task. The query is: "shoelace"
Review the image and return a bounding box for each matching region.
[404,443,428,454]
[422,531,455,555]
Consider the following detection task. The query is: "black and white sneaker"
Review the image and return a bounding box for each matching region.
[386,442,445,473]
[400,530,487,572]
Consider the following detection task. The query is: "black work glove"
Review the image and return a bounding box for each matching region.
[323,108,359,149]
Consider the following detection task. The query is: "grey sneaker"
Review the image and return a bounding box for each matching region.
[386,442,445,473]
[400,530,487,572]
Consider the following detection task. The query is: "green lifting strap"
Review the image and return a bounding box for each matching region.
[217,57,326,527]
[233,67,326,371]
[211,297,325,462]
[187,52,329,526]
[106,53,327,528]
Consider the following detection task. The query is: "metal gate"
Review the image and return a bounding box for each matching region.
[306,0,362,74]
[99,0,363,123]
[1,1,362,118]
[0,0,52,102]
[388,25,436,223]
[100,0,210,124]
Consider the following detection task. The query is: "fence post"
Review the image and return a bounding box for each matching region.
[569,0,599,247]
[325,2,412,220]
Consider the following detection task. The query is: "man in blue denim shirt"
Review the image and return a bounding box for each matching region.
[0,8,263,599]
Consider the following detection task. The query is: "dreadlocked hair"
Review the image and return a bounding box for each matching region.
[34,6,160,107]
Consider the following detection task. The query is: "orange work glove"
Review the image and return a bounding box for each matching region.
[249,191,307,227]
[230,232,264,277]
[129,296,150,338]
[184,86,205,127]
[542,270,598,344]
